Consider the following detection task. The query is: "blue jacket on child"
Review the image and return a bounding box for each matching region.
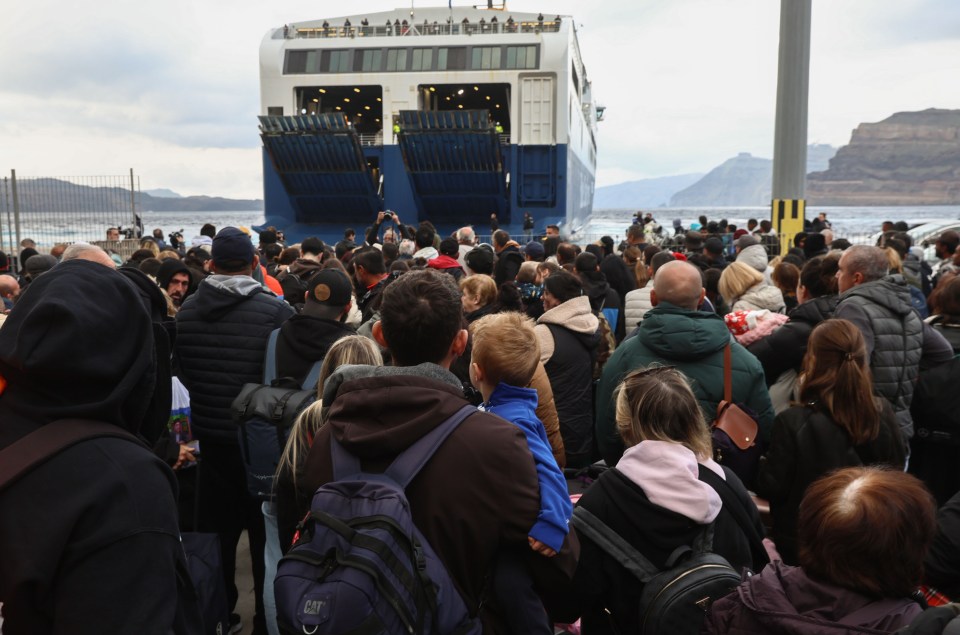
[482,382,572,552]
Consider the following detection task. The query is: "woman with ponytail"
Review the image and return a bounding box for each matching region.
[755,318,906,564]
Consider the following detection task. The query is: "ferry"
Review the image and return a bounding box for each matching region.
[257,5,600,242]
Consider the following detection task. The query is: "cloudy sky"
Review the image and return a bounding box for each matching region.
[2,0,958,199]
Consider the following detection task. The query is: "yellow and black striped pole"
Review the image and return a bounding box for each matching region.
[772,198,805,256]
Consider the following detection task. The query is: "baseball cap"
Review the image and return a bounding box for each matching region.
[305,269,353,307]
[523,241,545,259]
[211,227,255,266]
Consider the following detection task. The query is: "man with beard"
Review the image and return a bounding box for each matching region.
[156,259,193,311]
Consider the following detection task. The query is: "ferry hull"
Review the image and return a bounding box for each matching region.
[260,142,593,243]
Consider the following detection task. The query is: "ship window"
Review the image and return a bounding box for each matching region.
[362,50,383,72]
[327,50,351,73]
[471,46,501,70]
[437,47,466,71]
[411,48,432,71]
[386,49,408,71]
[285,50,308,74]
[505,45,538,69]
[306,51,320,73]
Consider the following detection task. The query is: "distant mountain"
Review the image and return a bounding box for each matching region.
[144,188,183,198]
[12,179,262,213]
[668,144,838,206]
[594,173,703,209]
[807,109,960,205]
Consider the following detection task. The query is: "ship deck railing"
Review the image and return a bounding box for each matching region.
[287,20,561,40]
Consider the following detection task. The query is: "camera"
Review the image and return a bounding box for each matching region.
[383,210,394,219]
[169,229,184,249]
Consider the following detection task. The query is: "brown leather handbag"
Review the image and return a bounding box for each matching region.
[711,344,762,487]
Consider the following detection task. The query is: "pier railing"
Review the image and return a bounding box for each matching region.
[0,170,141,270]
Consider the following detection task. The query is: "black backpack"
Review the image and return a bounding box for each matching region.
[572,506,741,634]
[232,328,322,500]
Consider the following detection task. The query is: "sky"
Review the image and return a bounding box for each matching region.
[2,0,959,199]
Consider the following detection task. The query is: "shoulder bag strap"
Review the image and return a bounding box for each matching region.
[263,328,281,385]
[723,343,733,403]
[697,466,769,568]
[0,419,143,493]
[571,506,659,583]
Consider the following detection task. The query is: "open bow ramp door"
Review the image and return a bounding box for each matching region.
[259,114,382,222]
[397,110,509,221]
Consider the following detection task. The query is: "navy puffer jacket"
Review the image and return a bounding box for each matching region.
[175,275,294,443]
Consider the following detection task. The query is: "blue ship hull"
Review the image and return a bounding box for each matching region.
[259,117,593,244]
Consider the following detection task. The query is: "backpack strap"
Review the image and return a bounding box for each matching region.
[263,328,281,385]
[0,419,142,493]
[697,466,769,568]
[571,506,660,584]
[301,359,323,392]
[331,404,476,485]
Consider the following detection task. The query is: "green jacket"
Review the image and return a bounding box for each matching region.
[595,302,774,465]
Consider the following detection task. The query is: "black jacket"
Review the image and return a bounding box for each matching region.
[494,244,524,286]
[175,275,294,444]
[599,254,636,306]
[747,295,839,386]
[0,260,200,634]
[755,403,905,563]
[574,466,765,635]
[275,314,355,385]
[924,490,960,599]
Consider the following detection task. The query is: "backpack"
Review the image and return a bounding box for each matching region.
[232,329,322,500]
[274,404,482,635]
[572,506,741,635]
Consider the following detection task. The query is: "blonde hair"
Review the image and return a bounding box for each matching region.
[158,249,181,261]
[614,366,712,459]
[884,247,903,274]
[719,260,764,304]
[469,312,540,387]
[139,238,160,257]
[275,335,383,492]
[459,274,497,308]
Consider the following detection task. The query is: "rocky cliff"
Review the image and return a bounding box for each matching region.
[807,109,960,205]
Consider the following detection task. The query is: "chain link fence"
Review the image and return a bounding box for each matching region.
[0,170,141,271]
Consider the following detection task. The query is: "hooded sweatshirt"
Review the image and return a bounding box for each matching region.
[275,314,356,385]
[595,301,774,465]
[573,445,764,635]
[481,382,571,552]
[0,260,200,634]
[536,296,600,468]
[732,281,787,314]
[284,363,579,632]
[737,243,773,282]
[704,561,922,634]
[175,274,294,443]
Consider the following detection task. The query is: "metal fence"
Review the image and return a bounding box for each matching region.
[0,170,141,270]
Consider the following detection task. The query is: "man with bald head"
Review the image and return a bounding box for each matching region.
[595,260,774,465]
[0,274,19,311]
[61,242,116,269]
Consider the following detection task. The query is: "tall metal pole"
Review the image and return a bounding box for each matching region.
[11,170,22,267]
[129,168,137,228]
[770,0,812,255]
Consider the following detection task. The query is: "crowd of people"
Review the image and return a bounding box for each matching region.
[1,209,960,634]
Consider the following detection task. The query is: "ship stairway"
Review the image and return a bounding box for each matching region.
[397,110,508,221]
[259,114,381,220]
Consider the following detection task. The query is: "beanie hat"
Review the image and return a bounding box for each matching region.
[24,254,57,278]
[439,237,460,257]
[212,227,255,266]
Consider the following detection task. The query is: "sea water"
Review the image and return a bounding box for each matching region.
[11,206,959,250]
